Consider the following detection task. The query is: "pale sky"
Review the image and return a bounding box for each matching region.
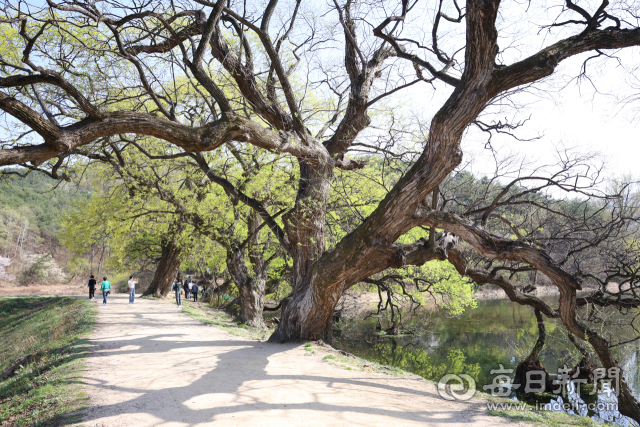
[400,31,640,184]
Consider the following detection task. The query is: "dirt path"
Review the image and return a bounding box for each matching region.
[78,295,523,427]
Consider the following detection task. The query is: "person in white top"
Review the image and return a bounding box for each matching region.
[128,276,138,304]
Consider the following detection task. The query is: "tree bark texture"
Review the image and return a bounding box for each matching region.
[226,247,266,328]
[269,0,503,342]
[144,238,181,297]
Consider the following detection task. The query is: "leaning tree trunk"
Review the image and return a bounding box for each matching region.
[557,285,640,422]
[226,246,266,329]
[269,8,496,342]
[267,12,640,424]
[144,238,181,297]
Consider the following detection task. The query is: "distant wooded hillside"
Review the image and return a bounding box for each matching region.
[0,169,91,283]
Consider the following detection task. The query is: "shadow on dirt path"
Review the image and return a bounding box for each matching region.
[75,295,523,427]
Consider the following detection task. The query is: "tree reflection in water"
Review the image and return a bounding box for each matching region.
[332,297,640,426]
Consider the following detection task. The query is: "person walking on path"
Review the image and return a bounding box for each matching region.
[173,279,182,307]
[127,276,137,304]
[187,279,194,300]
[101,277,111,305]
[191,282,199,302]
[184,276,191,298]
[87,275,96,300]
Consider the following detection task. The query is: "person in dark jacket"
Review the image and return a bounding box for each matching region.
[191,282,199,302]
[183,279,190,299]
[87,275,96,300]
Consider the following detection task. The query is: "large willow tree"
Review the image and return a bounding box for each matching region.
[2,0,640,421]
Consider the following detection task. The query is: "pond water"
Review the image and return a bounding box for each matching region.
[331,297,640,426]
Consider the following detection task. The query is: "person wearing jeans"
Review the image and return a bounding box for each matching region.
[173,279,182,307]
[127,276,137,304]
[101,277,111,305]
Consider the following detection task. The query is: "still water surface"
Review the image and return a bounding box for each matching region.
[331,297,640,425]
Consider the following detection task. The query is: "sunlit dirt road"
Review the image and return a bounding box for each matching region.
[77,295,523,427]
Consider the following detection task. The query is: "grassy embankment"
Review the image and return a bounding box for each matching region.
[0,297,96,427]
[180,300,273,341]
[484,395,613,427]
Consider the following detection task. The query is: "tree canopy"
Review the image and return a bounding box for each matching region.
[2,0,640,422]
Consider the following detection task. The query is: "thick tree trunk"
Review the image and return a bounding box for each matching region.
[144,239,181,297]
[283,159,333,292]
[265,9,640,423]
[269,111,467,343]
[269,288,336,343]
[269,158,335,342]
[226,247,266,328]
[270,3,500,342]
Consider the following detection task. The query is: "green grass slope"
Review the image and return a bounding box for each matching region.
[0,297,96,426]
